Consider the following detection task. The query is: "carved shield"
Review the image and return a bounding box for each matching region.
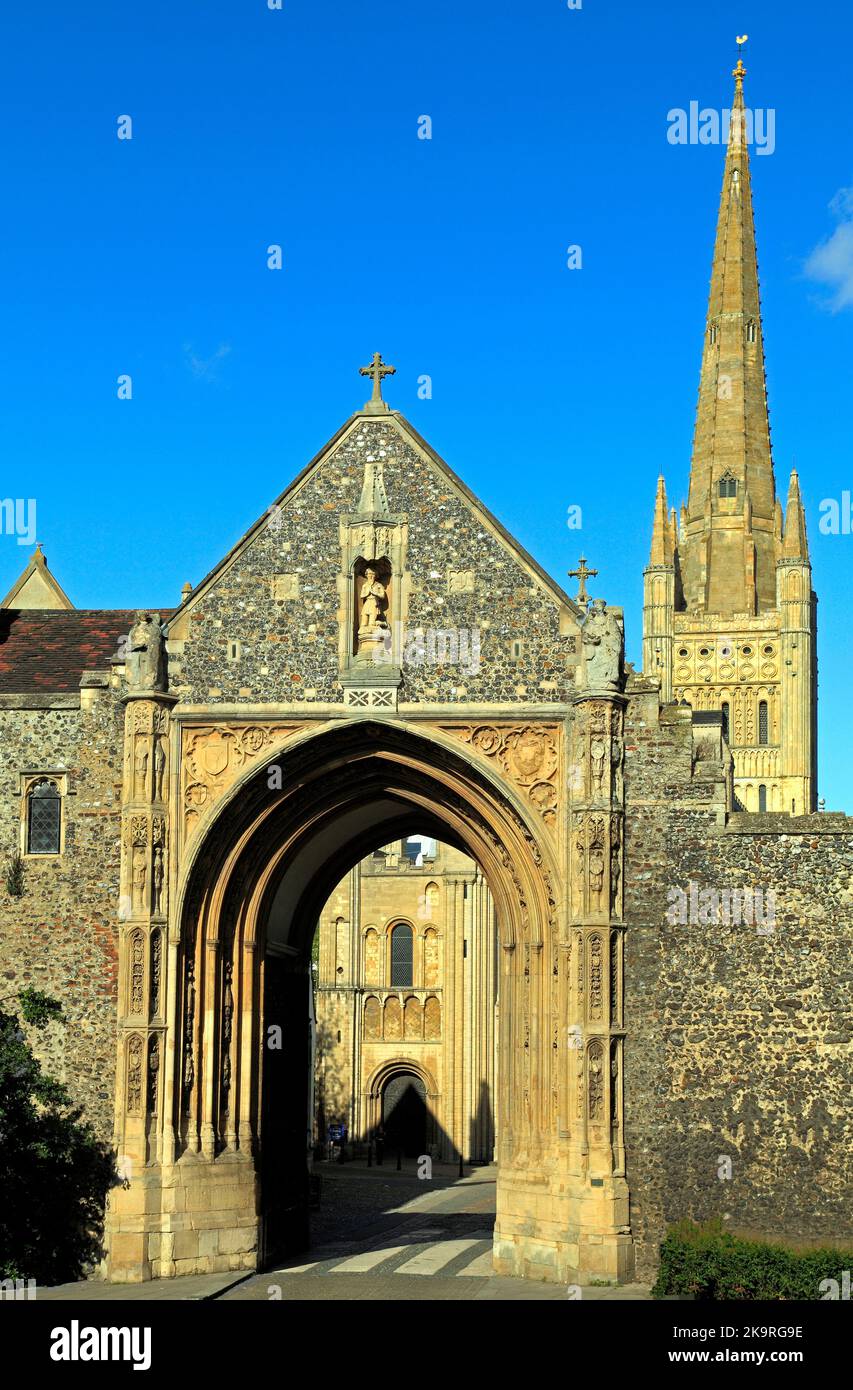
[200,732,230,778]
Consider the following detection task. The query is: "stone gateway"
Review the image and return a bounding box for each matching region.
[0,57,849,1287]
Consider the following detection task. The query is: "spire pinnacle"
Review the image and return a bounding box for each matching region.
[782,468,810,561]
[649,477,674,566]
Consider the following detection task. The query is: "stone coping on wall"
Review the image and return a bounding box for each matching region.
[725,811,853,834]
[0,692,80,709]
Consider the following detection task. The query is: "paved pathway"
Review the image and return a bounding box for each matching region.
[225,1163,650,1301]
[39,1162,651,1301]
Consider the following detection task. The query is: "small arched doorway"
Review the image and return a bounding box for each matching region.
[382,1071,428,1157]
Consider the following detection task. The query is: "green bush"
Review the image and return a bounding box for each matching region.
[5,852,24,898]
[0,988,116,1285]
[652,1219,853,1300]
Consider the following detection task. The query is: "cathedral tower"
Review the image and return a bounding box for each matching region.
[643,54,817,813]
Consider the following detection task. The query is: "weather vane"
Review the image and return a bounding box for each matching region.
[733,33,748,81]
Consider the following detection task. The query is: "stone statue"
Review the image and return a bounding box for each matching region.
[134,740,149,798]
[589,737,606,795]
[358,567,389,639]
[153,846,164,915]
[153,738,167,802]
[127,612,166,692]
[132,848,148,913]
[580,599,623,692]
[589,845,605,909]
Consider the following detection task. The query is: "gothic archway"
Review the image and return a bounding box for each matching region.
[107,718,565,1276]
[106,711,633,1286]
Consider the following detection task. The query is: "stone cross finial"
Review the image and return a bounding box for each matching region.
[568,555,598,605]
[359,352,396,413]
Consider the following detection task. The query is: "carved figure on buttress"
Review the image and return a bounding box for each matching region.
[580,599,623,692]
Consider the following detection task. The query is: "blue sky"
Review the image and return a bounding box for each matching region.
[1,1,852,807]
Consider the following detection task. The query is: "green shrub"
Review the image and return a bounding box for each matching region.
[0,989,116,1284]
[652,1218,853,1300]
[5,852,24,898]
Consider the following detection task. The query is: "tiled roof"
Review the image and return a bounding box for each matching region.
[0,610,171,694]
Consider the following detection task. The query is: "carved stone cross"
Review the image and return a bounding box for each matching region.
[568,555,598,605]
[359,352,396,412]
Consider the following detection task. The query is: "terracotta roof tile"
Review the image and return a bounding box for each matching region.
[0,610,172,694]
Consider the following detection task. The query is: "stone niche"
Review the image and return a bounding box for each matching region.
[352,555,393,662]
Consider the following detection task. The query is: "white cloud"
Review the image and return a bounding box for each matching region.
[805,186,853,311]
[183,342,232,380]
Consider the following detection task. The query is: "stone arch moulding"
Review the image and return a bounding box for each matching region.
[105,716,632,1288]
[365,1056,439,1103]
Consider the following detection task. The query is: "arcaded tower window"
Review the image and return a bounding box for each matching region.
[758,785,768,813]
[27,778,61,855]
[721,702,730,741]
[390,923,414,987]
[758,701,769,745]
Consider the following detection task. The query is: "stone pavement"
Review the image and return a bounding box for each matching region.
[39,1162,652,1301]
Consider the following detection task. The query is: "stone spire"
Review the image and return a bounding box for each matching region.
[680,54,777,615]
[782,469,809,561]
[648,476,675,566]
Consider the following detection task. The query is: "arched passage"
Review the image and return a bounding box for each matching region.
[151,720,559,1272]
[106,711,635,1286]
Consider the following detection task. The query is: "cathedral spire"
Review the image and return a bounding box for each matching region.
[681,51,777,615]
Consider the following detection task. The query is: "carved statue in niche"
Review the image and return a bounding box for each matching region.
[358,566,389,635]
[579,599,623,692]
[589,736,606,795]
[354,557,392,659]
[610,820,622,914]
[132,847,148,913]
[152,846,165,916]
[153,738,167,802]
[134,739,149,799]
[589,844,605,911]
[126,612,167,692]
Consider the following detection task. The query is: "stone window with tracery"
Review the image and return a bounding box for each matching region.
[25,777,63,856]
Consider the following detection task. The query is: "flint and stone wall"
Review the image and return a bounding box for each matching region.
[623,684,853,1280]
[0,689,124,1143]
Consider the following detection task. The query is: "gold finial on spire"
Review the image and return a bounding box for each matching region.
[733,34,748,84]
